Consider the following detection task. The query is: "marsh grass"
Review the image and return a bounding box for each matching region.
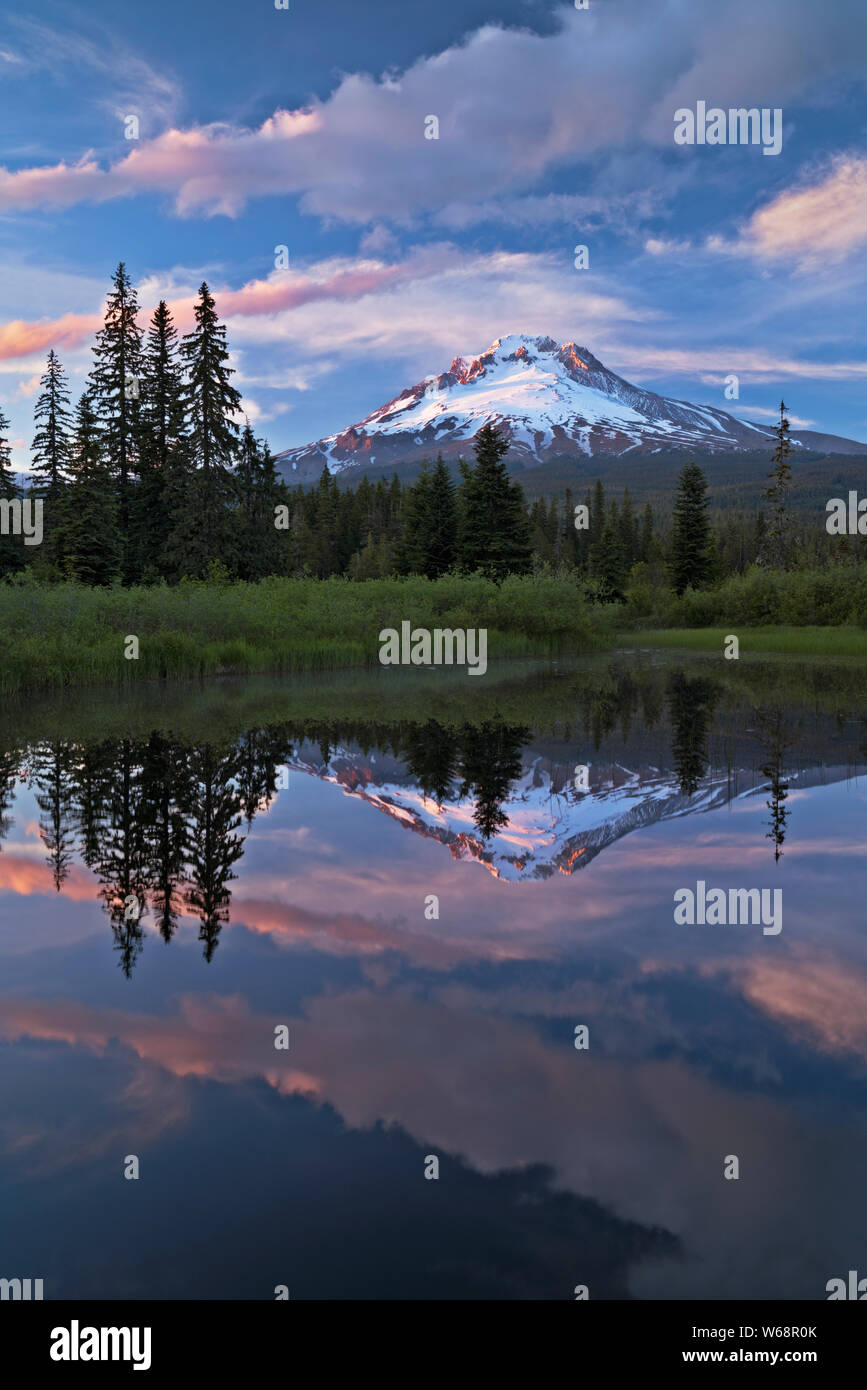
[0,573,604,695]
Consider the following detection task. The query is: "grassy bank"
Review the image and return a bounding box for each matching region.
[3,568,867,698]
[0,574,605,695]
[5,650,866,749]
[620,563,867,629]
[618,626,867,657]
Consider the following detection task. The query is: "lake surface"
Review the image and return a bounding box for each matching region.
[1,652,865,1300]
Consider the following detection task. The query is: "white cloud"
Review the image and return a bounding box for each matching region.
[706,156,867,270]
[3,1,867,222]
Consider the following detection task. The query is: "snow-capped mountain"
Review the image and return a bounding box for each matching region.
[273,334,864,478]
[285,740,819,882]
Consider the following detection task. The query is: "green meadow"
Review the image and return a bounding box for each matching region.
[0,573,604,695]
[2,562,866,697]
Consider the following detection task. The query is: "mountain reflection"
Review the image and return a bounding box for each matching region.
[10,720,535,973]
[1,660,857,971]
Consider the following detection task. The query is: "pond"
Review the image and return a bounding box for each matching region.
[0,651,865,1299]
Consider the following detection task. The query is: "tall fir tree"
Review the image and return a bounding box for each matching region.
[31,350,72,500]
[593,516,628,600]
[397,463,433,574]
[89,263,143,576]
[761,400,792,569]
[167,283,241,575]
[31,741,78,891]
[180,282,241,474]
[132,300,188,579]
[234,422,284,579]
[426,455,458,577]
[457,424,531,578]
[142,300,186,471]
[669,461,712,595]
[30,351,73,571]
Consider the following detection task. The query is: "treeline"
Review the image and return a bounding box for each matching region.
[0,264,861,591]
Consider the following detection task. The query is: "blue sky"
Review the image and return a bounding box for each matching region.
[0,0,866,469]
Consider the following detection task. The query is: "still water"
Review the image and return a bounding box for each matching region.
[1,653,865,1299]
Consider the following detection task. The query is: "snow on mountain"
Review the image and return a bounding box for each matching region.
[272,334,864,479]
[285,740,802,882]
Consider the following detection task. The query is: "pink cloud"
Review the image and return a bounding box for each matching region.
[0,251,451,364]
[16,373,42,399]
[706,156,867,269]
[747,156,867,266]
[2,2,865,225]
[0,310,102,364]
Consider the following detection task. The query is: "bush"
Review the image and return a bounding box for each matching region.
[615,564,867,630]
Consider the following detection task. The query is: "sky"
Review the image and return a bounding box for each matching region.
[2,735,867,1297]
[0,0,866,471]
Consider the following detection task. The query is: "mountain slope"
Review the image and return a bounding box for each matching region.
[283,740,837,882]
[273,334,865,480]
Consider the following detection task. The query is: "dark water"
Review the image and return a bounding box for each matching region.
[1,653,865,1300]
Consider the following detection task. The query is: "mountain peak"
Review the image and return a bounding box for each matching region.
[273,333,865,478]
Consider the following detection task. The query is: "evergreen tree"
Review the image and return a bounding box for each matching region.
[397,463,433,574]
[0,744,20,849]
[31,350,72,501]
[402,720,459,807]
[669,461,712,595]
[458,721,530,839]
[63,391,122,585]
[142,300,186,471]
[168,283,241,574]
[183,743,244,963]
[89,263,144,568]
[234,422,284,579]
[31,741,78,891]
[761,400,792,569]
[426,455,458,577]
[529,496,553,565]
[139,732,189,944]
[93,738,149,977]
[577,486,594,572]
[667,671,717,796]
[180,282,241,473]
[457,424,531,578]
[592,515,628,600]
[132,300,187,579]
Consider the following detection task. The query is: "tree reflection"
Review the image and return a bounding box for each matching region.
[667,670,718,796]
[757,706,791,862]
